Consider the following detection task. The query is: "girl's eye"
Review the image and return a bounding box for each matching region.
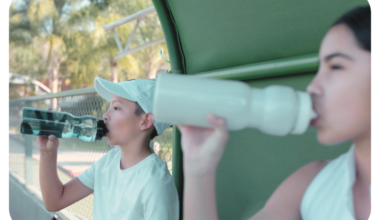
[331,65,343,70]
[114,107,119,111]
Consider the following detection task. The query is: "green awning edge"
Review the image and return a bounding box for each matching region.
[152,0,185,74]
[171,126,184,218]
[193,53,319,81]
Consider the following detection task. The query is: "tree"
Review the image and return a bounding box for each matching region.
[10,0,70,105]
[9,0,170,100]
[69,0,169,83]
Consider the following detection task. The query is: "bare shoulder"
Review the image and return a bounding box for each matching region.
[250,160,328,220]
[291,160,329,181]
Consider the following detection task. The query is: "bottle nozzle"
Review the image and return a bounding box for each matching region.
[95,120,108,140]
[310,109,317,120]
[291,91,315,135]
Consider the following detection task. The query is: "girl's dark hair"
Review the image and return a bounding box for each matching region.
[332,6,371,52]
[134,102,158,140]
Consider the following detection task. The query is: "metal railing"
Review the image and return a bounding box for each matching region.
[103,6,166,59]
[9,87,173,220]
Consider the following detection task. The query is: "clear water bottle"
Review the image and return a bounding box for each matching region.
[20,107,108,142]
[153,74,317,136]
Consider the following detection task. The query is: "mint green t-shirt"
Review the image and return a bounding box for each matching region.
[78,147,179,220]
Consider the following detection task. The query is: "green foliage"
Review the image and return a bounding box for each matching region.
[9,0,170,92]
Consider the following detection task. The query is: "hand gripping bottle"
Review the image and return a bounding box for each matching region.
[153,74,317,136]
[20,107,108,142]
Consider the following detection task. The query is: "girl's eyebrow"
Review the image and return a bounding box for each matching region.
[111,100,122,104]
[325,52,353,62]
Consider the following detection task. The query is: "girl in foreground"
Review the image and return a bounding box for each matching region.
[178,6,371,220]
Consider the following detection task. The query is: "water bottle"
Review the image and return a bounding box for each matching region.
[153,74,317,136]
[20,107,108,142]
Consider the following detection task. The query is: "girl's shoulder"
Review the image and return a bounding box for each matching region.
[259,160,328,220]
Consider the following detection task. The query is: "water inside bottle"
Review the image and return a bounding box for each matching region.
[21,108,99,142]
[21,118,72,138]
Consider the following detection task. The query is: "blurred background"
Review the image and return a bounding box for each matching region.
[9,0,170,99]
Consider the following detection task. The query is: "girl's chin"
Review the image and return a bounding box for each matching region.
[317,131,346,146]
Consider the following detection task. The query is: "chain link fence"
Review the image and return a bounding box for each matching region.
[9,88,174,220]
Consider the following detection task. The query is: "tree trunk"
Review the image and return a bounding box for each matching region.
[146,49,160,79]
[110,57,118,83]
[42,35,61,110]
[48,56,60,110]
[48,57,60,94]
[23,85,28,98]
[145,52,152,79]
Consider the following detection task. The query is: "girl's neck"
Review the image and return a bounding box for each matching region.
[354,132,371,186]
[119,138,152,170]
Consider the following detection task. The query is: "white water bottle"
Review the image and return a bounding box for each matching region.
[153,74,317,136]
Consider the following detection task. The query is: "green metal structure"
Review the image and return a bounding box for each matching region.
[152,0,369,219]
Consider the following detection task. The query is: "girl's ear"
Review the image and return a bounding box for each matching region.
[140,113,154,131]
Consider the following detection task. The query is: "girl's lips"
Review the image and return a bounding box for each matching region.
[310,117,319,126]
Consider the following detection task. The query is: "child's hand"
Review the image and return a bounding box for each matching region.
[37,108,59,153]
[37,135,59,153]
[177,112,229,177]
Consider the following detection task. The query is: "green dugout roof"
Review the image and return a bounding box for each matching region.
[153,0,368,75]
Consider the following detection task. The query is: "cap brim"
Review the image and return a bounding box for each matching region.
[94,77,136,101]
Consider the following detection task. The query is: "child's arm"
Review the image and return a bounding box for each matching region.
[179,113,323,220]
[38,135,93,212]
[178,113,228,220]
